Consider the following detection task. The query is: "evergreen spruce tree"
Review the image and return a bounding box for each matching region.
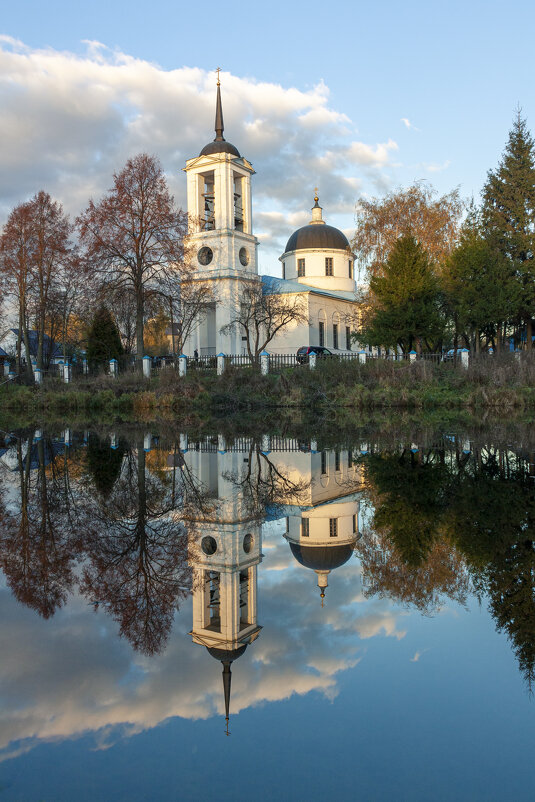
[444,206,520,351]
[482,111,535,348]
[363,235,443,353]
[86,305,124,367]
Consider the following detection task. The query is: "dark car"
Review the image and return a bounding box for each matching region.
[296,345,334,364]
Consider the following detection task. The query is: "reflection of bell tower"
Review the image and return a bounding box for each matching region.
[185,437,262,733]
[283,448,361,604]
[183,73,260,356]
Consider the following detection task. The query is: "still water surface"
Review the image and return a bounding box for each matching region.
[0,424,534,801]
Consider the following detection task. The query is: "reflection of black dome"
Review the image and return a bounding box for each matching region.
[200,140,241,158]
[289,542,354,571]
[284,224,349,254]
[206,644,247,662]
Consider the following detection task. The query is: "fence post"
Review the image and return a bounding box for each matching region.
[143,355,152,379]
[309,352,317,370]
[217,353,225,376]
[261,435,271,454]
[260,351,269,376]
[34,367,42,385]
[409,351,417,362]
[63,361,72,384]
[218,434,227,454]
[461,348,469,369]
[3,362,10,377]
[83,358,89,376]
[109,358,118,378]
[64,428,71,447]
[359,350,366,364]
[179,354,187,377]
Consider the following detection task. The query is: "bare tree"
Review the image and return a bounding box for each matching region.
[220,280,307,363]
[77,153,188,364]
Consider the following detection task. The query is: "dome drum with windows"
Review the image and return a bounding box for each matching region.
[280,194,356,293]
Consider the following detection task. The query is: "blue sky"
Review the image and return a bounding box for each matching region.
[2,0,535,269]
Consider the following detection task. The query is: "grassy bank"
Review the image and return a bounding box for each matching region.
[2,353,535,420]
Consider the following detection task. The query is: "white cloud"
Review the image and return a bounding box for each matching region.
[401,117,420,132]
[0,39,401,269]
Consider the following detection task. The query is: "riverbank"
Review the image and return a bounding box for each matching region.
[2,354,535,420]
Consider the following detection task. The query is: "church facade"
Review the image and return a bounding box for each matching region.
[181,81,361,357]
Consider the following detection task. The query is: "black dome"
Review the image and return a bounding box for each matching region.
[289,542,354,571]
[206,644,247,662]
[284,223,349,254]
[200,140,241,158]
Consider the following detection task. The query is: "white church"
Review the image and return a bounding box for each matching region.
[182,79,361,357]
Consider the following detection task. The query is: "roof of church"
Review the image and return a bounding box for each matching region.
[284,223,350,254]
[206,644,248,662]
[289,542,354,571]
[261,274,357,302]
[199,80,241,158]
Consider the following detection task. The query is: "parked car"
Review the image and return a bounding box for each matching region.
[296,345,334,364]
[443,348,468,361]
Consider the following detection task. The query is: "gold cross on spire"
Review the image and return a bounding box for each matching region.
[216,67,221,86]
[314,186,319,201]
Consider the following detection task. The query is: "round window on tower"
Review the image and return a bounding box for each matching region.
[198,246,213,266]
[201,536,217,555]
[239,247,249,267]
[243,533,254,554]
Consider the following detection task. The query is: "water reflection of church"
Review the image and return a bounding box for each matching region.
[177,435,363,730]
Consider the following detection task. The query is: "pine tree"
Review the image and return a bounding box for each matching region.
[482,111,535,348]
[363,235,443,353]
[86,305,124,366]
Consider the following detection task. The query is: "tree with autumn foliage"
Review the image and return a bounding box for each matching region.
[353,181,464,279]
[77,154,188,365]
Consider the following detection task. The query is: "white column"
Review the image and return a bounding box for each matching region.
[217,353,225,376]
[359,350,366,364]
[261,435,271,454]
[180,433,188,453]
[309,352,317,370]
[143,356,152,378]
[110,433,118,450]
[109,358,118,377]
[409,351,417,362]
[461,349,469,369]
[179,354,187,377]
[63,361,71,383]
[83,358,89,375]
[3,363,10,377]
[260,351,269,376]
[34,368,42,385]
[144,433,152,452]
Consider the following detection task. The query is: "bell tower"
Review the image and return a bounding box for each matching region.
[183,73,260,355]
[185,439,263,733]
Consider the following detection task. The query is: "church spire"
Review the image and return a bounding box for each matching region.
[222,660,232,735]
[215,68,225,142]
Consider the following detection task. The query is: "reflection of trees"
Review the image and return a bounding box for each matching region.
[86,433,126,498]
[222,440,311,521]
[358,528,470,614]
[79,437,191,655]
[0,434,81,618]
[361,444,535,686]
